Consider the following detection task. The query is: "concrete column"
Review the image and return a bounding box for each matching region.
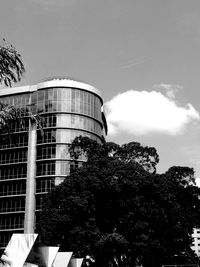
[24,121,37,234]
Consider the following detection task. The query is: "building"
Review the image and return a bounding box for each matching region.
[0,77,107,249]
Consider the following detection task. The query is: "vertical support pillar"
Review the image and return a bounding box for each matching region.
[24,121,37,234]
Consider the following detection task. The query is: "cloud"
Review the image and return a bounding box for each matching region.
[119,58,150,70]
[105,89,199,136]
[27,0,76,9]
[153,83,183,99]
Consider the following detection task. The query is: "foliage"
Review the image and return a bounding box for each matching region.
[116,142,159,173]
[95,233,129,267]
[0,102,21,132]
[0,39,25,87]
[0,39,31,135]
[70,136,159,173]
[0,103,43,135]
[38,137,200,267]
[165,166,196,186]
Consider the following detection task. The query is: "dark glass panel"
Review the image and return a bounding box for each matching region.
[53,89,57,101]
[36,161,56,176]
[71,90,75,112]
[38,90,44,102]
[31,92,37,105]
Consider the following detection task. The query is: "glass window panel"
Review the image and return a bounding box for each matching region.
[62,89,67,100]
[80,91,84,113]
[48,89,53,100]
[38,90,44,102]
[45,90,48,101]
[31,92,37,105]
[48,100,53,112]
[53,89,57,101]
[71,90,75,112]
[75,90,80,113]
[57,88,62,101]
[57,100,61,111]
[36,161,55,176]
[51,101,57,112]
[37,102,44,113]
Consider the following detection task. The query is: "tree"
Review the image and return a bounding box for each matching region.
[0,39,25,87]
[116,142,159,173]
[0,40,44,134]
[0,103,43,144]
[38,137,200,267]
[70,136,159,173]
[0,39,27,134]
[95,233,129,267]
[0,102,21,132]
[165,166,196,187]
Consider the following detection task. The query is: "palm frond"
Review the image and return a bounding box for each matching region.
[0,39,25,87]
[0,103,43,134]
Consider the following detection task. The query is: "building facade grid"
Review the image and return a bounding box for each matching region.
[0,78,107,248]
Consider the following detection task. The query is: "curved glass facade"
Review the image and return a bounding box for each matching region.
[34,88,102,119]
[0,78,107,249]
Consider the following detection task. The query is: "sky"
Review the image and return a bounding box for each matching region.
[1,0,200,182]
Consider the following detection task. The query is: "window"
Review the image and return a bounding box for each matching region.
[38,90,44,102]
[36,196,44,210]
[37,145,56,160]
[0,215,24,230]
[36,161,55,176]
[37,129,56,144]
[0,181,26,196]
[71,90,75,112]
[0,149,27,164]
[0,198,25,213]
[36,178,55,193]
[0,133,28,149]
[0,234,12,248]
[0,165,27,180]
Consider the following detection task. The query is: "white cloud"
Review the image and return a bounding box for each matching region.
[105,89,199,136]
[153,83,183,99]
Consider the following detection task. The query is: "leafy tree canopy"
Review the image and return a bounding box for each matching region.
[38,137,200,267]
[0,39,29,134]
[70,136,159,173]
[0,39,25,87]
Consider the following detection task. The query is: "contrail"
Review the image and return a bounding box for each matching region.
[119,57,150,69]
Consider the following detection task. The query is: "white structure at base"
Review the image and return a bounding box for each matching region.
[53,252,73,267]
[0,234,38,267]
[191,228,200,256]
[0,233,85,267]
[69,258,84,267]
